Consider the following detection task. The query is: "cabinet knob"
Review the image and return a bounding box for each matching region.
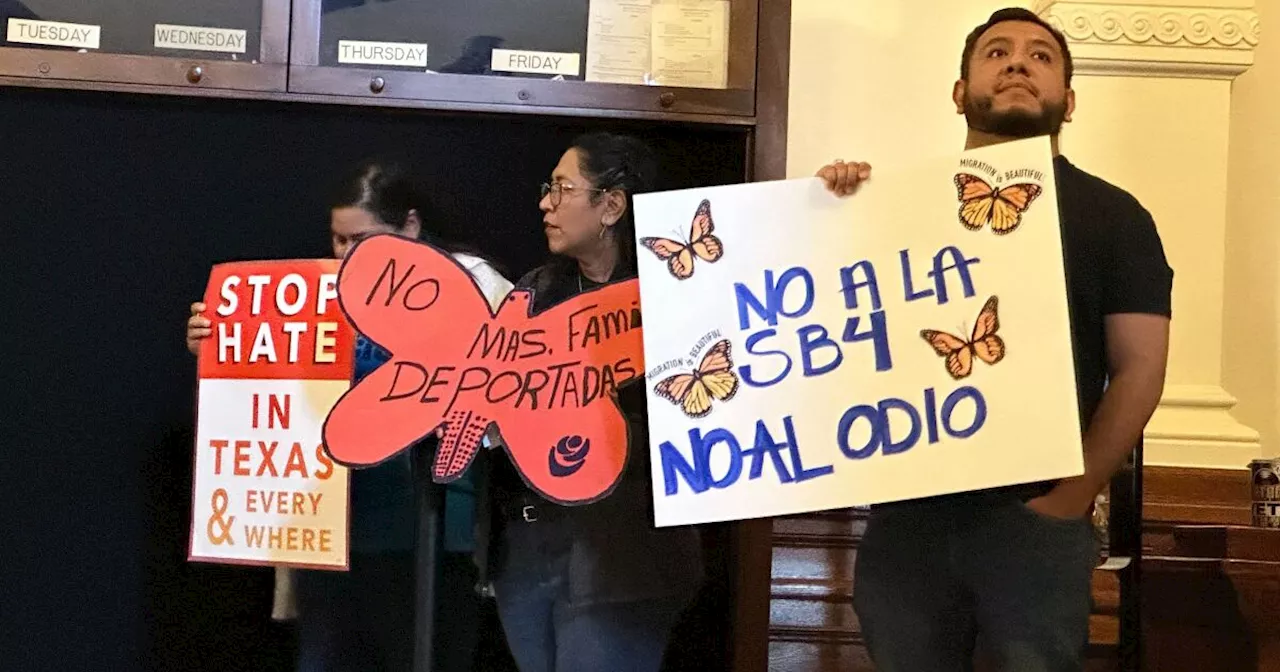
[658,92,676,108]
[370,76,386,93]
[186,65,204,84]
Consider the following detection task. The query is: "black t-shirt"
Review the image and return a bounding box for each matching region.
[1055,155,1173,429]
[1007,155,1174,498]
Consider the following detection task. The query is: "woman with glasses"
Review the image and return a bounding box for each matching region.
[185,159,512,672]
[473,132,705,672]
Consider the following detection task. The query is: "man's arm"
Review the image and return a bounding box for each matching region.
[1027,313,1169,518]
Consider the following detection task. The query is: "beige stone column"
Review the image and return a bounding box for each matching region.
[1035,0,1263,468]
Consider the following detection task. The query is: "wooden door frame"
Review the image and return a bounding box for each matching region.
[733,1,790,670]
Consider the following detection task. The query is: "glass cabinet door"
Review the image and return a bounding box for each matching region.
[319,0,590,77]
[0,0,289,92]
[290,0,757,118]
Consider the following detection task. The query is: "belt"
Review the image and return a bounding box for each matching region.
[500,496,570,525]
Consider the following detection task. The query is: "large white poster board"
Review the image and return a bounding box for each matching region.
[632,136,1084,527]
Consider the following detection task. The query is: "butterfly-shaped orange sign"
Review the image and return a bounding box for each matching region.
[920,296,1005,380]
[653,339,740,418]
[321,234,644,505]
[639,199,724,280]
[954,173,1042,235]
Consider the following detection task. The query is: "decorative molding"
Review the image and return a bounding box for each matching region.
[772,531,862,549]
[1034,2,1260,79]
[1049,58,1256,79]
[1036,1,1259,49]
[1144,384,1263,469]
[768,625,864,646]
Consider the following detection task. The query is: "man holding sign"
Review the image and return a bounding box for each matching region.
[817,8,1172,671]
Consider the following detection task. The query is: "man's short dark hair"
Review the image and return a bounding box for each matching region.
[960,7,1074,86]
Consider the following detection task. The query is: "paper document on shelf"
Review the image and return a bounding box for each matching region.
[651,0,729,89]
[586,0,653,84]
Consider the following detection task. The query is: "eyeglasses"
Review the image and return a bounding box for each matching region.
[540,181,607,208]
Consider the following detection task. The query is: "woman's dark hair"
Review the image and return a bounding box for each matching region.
[572,131,659,278]
[328,159,434,236]
[329,158,504,273]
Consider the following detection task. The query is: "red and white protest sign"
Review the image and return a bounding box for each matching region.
[188,260,354,570]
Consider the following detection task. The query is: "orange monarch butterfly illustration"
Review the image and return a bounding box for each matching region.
[639,199,724,280]
[654,338,740,418]
[920,295,1005,380]
[953,173,1042,235]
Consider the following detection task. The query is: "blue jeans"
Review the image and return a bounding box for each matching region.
[491,522,689,672]
[852,493,1100,672]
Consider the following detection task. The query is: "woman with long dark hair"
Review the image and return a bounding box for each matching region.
[185,160,512,672]
[474,132,704,672]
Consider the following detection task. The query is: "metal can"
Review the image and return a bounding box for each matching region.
[1250,459,1280,527]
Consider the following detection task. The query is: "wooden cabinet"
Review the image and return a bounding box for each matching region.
[288,0,757,118]
[1,0,769,121]
[0,0,289,91]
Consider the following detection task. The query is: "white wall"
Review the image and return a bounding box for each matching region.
[1223,0,1280,453]
[786,0,1031,177]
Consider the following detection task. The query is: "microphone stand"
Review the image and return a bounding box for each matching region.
[412,440,445,672]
